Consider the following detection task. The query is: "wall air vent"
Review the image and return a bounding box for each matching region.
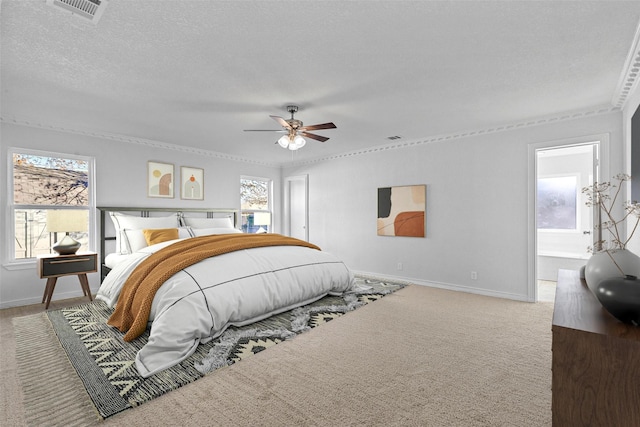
[46,0,109,24]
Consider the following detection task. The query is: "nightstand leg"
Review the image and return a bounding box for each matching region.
[78,274,93,301]
[43,277,57,309]
[42,280,50,303]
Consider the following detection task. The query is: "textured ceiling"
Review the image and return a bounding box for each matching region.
[2,1,640,166]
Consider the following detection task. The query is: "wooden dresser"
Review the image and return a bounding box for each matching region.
[552,269,640,426]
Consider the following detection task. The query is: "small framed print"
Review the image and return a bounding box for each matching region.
[181,166,204,200]
[148,161,174,198]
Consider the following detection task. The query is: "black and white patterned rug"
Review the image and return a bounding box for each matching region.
[46,275,406,419]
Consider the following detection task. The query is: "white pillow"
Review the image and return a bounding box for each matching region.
[109,212,181,254]
[190,227,242,237]
[123,227,192,253]
[183,216,234,229]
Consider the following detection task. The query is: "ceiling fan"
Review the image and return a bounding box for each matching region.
[244,105,337,150]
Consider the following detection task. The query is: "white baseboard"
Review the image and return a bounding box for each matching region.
[0,287,98,310]
[352,270,530,302]
[2,272,532,310]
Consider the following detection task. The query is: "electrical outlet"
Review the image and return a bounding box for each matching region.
[397,262,403,270]
[471,271,478,280]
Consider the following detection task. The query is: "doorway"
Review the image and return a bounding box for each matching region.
[284,175,308,241]
[536,145,596,301]
[528,134,609,302]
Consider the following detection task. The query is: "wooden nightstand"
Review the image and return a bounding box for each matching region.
[37,252,97,309]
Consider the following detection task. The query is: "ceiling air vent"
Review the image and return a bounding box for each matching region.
[46,0,109,24]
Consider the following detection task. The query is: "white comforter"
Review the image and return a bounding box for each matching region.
[96,238,354,377]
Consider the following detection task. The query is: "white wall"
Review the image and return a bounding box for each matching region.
[284,111,624,301]
[0,123,282,308]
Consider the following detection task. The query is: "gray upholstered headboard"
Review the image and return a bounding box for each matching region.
[97,206,239,281]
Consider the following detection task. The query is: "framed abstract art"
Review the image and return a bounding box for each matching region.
[181,166,204,200]
[377,184,426,237]
[147,161,174,198]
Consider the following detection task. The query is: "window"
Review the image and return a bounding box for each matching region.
[9,149,94,261]
[537,175,579,230]
[240,176,272,233]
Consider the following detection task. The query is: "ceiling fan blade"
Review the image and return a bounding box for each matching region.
[270,115,292,129]
[244,129,287,132]
[299,122,337,131]
[301,132,329,142]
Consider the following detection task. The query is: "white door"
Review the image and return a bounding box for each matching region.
[285,175,308,241]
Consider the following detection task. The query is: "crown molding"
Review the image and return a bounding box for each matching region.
[286,104,621,167]
[1,103,621,170]
[612,19,640,109]
[0,115,281,168]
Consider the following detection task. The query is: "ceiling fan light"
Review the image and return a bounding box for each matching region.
[277,135,290,149]
[291,135,306,150]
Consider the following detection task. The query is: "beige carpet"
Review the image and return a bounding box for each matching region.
[2,284,554,426]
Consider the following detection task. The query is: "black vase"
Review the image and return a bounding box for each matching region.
[595,275,640,326]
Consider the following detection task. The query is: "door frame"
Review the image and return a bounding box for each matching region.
[527,133,609,302]
[283,175,309,241]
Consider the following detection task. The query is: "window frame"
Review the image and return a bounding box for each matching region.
[6,147,96,267]
[240,175,273,234]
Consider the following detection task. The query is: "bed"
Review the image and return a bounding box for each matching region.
[95,207,354,377]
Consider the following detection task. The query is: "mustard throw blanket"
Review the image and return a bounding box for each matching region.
[108,233,320,341]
